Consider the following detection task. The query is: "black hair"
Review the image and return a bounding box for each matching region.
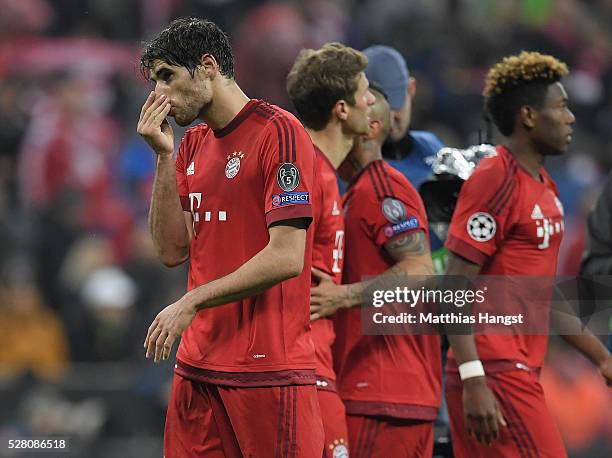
[140,17,234,79]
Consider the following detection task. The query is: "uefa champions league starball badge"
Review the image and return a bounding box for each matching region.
[467,212,496,242]
[225,151,244,179]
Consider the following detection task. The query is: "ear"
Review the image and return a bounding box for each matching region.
[333,100,349,122]
[408,77,416,97]
[519,105,537,130]
[199,54,219,79]
[364,119,381,140]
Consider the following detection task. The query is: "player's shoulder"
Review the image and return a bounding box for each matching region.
[462,146,520,215]
[252,100,304,131]
[357,160,420,204]
[253,101,313,165]
[183,123,210,139]
[382,160,420,197]
[468,145,518,184]
[178,123,210,158]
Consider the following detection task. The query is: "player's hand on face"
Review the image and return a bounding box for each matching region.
[137,91,174,157]
[462,376,507,446]
[599,357,612,386]
[144,295,197,363]
[310,268,346,320]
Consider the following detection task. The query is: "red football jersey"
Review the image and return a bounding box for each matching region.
[311,146,344,386]
[333,160,441,420]
[173,100,317,387]
[445,145,564,371]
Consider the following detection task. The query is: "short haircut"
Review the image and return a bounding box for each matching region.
[286,42,368,131]
[369,85,391,139]
[483,51,569,136]
[140,17,234,79]
[368,81,388,101]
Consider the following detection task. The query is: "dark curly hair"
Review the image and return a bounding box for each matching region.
[484,51,569,136]
[140,17,234,79]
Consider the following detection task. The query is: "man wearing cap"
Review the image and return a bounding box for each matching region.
[362,45,444,191]
[363,46,452,455]
[311,86,441,458]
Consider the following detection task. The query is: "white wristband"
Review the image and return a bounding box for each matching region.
[458,360,485,381]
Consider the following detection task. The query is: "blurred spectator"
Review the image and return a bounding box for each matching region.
[580,171,612,276]
[80,266,138,362]
[17,72,118,211]
[0,257,69,382]
[233,0,347,106]
[0,0,54,38]
[541,342,612,454]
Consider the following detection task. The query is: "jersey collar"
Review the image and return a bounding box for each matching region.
[212,99,260,138]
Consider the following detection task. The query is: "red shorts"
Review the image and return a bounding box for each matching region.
[346,415,433,458]
[317,389,349,457]
[446,369,567,458]
[164,373,324,458]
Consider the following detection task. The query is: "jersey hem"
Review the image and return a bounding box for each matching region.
[266,206,313,227]
[342,399,438,421]
[445,358,542,375]
[315,375,338,392]
[175,360,316,387]
[446,234,489,265]
[384,227,425,246]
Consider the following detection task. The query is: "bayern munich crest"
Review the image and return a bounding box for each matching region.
[467,212,496,242]
[328,439,348,458]
[225,151,244,179]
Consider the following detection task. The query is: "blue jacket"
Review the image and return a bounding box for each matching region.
[382,130,444,190]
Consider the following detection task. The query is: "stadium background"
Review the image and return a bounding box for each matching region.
[0,0,610,456]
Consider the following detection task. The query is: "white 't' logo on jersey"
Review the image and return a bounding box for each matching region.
[331,200,340,216]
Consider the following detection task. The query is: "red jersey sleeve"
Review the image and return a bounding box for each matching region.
[175,135,190,212]
[259,116,315,227]
[445,158,519,265]
[364,169,428,248]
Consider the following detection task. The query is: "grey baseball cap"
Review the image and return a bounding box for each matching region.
[362,45,410,111]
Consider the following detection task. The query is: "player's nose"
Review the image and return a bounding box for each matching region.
[153,84,169,99]
[366,90,376,106]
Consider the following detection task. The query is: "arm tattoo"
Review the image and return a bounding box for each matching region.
[385,230,427,261]
[346,231,430,309]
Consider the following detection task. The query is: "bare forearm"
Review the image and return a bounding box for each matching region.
[185,230,305,311]
[342,261,433,309]
[442,253,483,365]
[551,287,611,366]
[446,334,481,364]
[311,231,435,319]
[562,333,610,367]
[149,154,189,266]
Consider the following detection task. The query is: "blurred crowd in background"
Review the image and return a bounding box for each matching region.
[0,0,611,457]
